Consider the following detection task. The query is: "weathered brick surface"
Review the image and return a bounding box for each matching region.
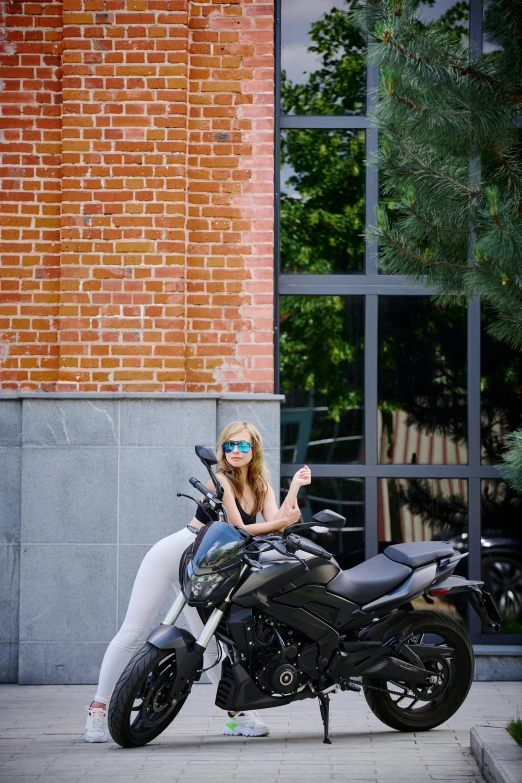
[0,1,63,389]
[0,0,275,392]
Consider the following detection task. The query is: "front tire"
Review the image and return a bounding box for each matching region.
[362,610,474,732]
[108,643,189,748]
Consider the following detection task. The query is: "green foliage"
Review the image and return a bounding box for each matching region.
[507,718,522,746]
[282,5,366,116]
[280,129,365,274]
[498,430,522,493]
[280,295,364,421]
[351,0,522,489]
[279,0,522,502]
[351,0,522,347]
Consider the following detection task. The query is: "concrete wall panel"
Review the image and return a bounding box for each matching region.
[23,400,118,447]
[0,394,282,683]
[21,448,118,544]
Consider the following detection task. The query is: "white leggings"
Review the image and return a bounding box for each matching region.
[94,527,220,705]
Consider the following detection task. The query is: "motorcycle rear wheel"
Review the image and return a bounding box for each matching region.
[108,642,189,748]
[362,610,474,732]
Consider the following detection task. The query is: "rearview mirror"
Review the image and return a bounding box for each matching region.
[311,509,345,528]
[195,445,218,465]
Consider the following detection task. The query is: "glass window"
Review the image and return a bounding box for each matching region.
[481,300,522,465]
[417,0,469,38]
[481,480,522,634]
[281,477,364,569]
[483,0,501,54]
[280,130,365,274]
[379,478,468,626]
[378,297,468,464]
[281,0,365,116]
[280,295,364,464]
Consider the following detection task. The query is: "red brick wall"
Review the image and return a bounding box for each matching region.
[0,0,275,392]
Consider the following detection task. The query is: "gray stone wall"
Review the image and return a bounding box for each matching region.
[0,393,282,685]
[0,400,21,682]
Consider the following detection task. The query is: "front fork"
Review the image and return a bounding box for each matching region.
[162,592,186,626]
[161,564,248,669]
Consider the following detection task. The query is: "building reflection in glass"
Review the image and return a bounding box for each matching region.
[379,478,468,627]
[280,295,364,464]
[481,480,522,634]
[281,477,364,570]
[378,297,468,465]
[481,310,522,465]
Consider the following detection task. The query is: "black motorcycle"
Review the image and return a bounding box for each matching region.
[108,446,501,747]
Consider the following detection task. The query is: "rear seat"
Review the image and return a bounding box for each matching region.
[384,542,455,569]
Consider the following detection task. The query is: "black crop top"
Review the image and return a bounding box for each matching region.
[195,498,256,526]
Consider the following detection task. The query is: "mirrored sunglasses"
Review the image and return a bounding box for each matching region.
[222,440,253,453]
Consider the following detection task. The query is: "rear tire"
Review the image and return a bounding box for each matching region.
[108,643,189,748]
[362,610,474,732]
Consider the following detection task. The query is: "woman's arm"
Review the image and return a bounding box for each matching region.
[264,466,312,524]
[205,476,300,535]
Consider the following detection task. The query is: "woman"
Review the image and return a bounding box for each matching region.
[85,420,311,742]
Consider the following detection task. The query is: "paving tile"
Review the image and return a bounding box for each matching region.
[0,682,521,782]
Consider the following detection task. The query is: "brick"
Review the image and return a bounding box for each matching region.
[1,0,275,394]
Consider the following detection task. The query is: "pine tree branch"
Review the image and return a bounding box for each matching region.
[408,203,476,234]
[391,92,427,113]
[396,139,479,198]
[469,264,522,302]
[488,142,521,204]
[505,0,522,73]
[385,38,503,90]
[381,229,474,271]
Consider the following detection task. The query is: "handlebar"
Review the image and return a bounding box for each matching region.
[189,477,219,503]
[285,534,332,560]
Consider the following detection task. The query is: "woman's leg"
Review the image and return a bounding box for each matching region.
[93,527,197,706]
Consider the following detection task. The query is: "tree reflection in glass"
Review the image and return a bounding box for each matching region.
[378,297,468,465]
[280,130,365,274]
[481,310,522,465]
[281,0,365,116]
[280,296,364,464]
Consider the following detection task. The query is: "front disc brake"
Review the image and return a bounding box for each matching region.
[141,666,179,728]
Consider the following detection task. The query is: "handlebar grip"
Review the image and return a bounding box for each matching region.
[297,538,332,560]
[189,477,217,500]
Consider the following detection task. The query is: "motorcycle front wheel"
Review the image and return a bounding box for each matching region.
[108,643,189,747]
[362,610,474,732]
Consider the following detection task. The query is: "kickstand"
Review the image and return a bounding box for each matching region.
[318,694,332,745]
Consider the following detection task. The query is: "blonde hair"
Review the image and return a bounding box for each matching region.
[217,420,269,516]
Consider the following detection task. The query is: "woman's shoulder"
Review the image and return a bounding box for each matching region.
[215,470,233,489]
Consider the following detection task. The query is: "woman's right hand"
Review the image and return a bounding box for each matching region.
[275,499,301,530]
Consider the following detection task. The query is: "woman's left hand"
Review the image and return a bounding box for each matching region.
[291,465,311,488]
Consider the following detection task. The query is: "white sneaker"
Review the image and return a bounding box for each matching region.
[84,706,108,743]
[223,710,269,737]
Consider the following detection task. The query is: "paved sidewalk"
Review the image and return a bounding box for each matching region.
[0,682,520,783]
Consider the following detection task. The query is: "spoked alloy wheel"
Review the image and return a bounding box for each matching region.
[362,610,474,732]
[108,643,189,747]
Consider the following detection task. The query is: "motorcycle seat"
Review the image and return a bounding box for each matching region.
[326,554,411,606]
[384,542,454,568]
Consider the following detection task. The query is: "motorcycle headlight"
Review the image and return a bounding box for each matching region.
[189,572,224,601]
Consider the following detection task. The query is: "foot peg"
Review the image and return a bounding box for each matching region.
[318,694,332,744]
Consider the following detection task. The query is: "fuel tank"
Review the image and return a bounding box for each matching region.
[232,546,340,607]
